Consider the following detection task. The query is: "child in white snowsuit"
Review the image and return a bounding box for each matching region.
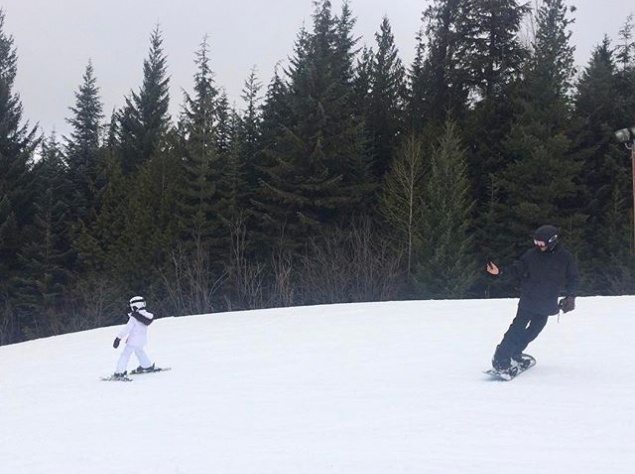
[113,296,154,377]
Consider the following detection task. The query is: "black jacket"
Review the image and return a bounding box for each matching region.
[502,244,579,315]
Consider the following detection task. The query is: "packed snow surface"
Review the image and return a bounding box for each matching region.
[1,296,633,473]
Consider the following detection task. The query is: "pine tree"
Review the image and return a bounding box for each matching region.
[250,67,291,258]
[492,0,585,259]
[116,25,170,174]
[406,27,427,132]
[364,16,407,181]
[177,36,222,246]
[64,60,104,223]
[171,36,227,313]
[457,0,529,101]
[226,67,262,243]
[460,0,530,231]
[238,67,262,191]
[0,9,39,343]
[408,0,470,126]
[415,121,476,298]
[573,39,624,237]
[575,22,635,294]
[256,0,372,252]
[14,134,72,338]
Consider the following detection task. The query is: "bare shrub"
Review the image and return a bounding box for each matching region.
[300,219,402,304]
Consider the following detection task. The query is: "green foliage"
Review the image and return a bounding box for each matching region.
[414,121,477,298]
[13,136,73,337]
[64,60,104,224]
[362,16,407,181]
[256,0,374,252]
[490,0,585,259]
[115,25,170,174]
[0,10,39,341]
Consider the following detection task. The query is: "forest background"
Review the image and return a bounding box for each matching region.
[1,0,635,345]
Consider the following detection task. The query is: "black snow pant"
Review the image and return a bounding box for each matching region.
[493,307,549,370]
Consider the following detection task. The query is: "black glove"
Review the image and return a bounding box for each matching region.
[559,296,575,313]
[113,337,121,349]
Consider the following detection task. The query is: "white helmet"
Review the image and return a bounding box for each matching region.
[129,296,146,311]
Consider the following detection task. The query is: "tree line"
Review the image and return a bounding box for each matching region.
[1,0,635,345]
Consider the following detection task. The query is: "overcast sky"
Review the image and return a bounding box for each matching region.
[2,0,633,139]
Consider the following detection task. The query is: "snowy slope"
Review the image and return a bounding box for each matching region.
[1,296,634,473]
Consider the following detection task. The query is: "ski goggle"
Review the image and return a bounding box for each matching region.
[534,235,557,248]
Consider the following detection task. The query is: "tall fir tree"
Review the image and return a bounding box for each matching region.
[172,36,226,313]
[250,67,291,259]
[408,0,471,127]
[491,0,585,262]
[237,67,263,193]
[456,0,530,101]
[578,18,635,294]
[64,60,104,224]
[573,39,626,257]
[415,121,476,298]
[256,0,372,253]
[116,25,170,174]
[459,0,530,201]
[225,67,262,254]
[364,16,407,181]
[0,9,39,343]
[14,134,72,338]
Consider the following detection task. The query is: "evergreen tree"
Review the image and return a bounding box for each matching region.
[364,16,407,181]
[116,25,170,174]
[415,121,476,298]
[250,67,291,258]
[238,67,263,191]
[64,60,104,223]
[408,0,470,126]
[256,0,372,252]
[406,27,428,132]
[177,36,222,248]
[492,0,585,260]
[77,153,128,281]
[226,67,262,246]
[457,0,530,101]
[573,39,624,244]
[461,0,530,255]
[0,9,39,343]
[576,19,635,294]
[14,135,72,338]
[172,36,226,313]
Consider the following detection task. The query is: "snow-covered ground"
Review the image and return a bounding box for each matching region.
[1,296,633,473]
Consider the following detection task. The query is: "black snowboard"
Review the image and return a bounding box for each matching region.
[484,355,536,381]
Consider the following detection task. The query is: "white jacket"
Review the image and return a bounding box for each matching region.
[117,309,154,348]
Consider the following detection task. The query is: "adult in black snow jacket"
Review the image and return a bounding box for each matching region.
[486,225,579,374]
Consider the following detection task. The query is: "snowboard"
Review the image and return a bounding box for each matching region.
[484,355,536,381]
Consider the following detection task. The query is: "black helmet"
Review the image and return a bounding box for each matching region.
[534,225,558,251]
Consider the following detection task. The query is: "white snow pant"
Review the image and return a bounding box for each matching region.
[116,345,152,373]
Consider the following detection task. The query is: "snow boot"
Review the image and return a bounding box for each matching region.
[134,363,155,373]
[512,353,535,370]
